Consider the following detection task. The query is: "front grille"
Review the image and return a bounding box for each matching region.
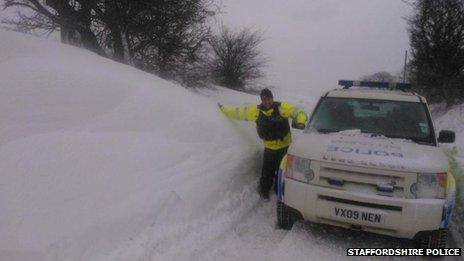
[314,162,416,198]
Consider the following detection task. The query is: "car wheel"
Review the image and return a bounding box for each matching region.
[417,229,448,248]
[277,201,295,230]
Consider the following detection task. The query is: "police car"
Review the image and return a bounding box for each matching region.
[276,80,456,248]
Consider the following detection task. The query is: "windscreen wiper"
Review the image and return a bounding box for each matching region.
[405,137,432,145]
[317,128,339,133]
[385,135,432,145]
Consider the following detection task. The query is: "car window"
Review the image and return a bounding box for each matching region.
[306,97,434,144]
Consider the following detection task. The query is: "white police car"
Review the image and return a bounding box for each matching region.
[276,80,456,248]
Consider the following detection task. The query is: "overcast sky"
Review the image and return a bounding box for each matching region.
[0,0,413,96]
[217,0,413,95]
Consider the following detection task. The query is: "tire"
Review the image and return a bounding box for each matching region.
[277,201,295,230]
[417,229,448,249]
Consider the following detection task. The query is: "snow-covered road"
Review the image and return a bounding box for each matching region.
[0,30,462,261]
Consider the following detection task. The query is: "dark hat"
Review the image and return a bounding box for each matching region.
[260,88,273,99]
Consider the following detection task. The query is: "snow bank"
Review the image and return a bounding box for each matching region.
[2,29,340,261]
[0,30,264,260]
[433,105,464,244]
[3,29,460,261]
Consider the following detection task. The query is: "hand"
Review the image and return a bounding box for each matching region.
[217,103,223,109]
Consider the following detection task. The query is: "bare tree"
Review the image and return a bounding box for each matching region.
[128,0,215,82]
[408,0,464,106]
[209,26,266,91]
[2,9,57,37]
[2,0,218,86]
[361,71,398,82]
[3,0,106,56]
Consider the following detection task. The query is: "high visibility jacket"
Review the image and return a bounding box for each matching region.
[256,102,290,141]
[220,101,309,150]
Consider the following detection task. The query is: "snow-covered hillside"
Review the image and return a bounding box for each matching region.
[0,30,263,261]
[0,30,462,261]
[1,29,338,261]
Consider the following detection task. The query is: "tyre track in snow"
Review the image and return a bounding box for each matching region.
[91,148,263,260]
[206,198,460,261]
[191,195,285,260]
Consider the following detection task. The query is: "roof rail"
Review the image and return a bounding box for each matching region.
[338,80,412,91]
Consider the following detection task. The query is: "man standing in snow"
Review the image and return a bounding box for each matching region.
[218,88,309,200]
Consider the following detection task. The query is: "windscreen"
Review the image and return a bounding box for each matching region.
[307,97,435,144]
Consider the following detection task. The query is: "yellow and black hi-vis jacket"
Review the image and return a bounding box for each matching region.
[220,102,309,150]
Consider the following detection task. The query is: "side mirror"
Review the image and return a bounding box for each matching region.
[438,130,455,143]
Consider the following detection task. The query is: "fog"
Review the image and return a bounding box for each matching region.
[218,0,413,95]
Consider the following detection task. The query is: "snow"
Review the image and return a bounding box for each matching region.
[0,30,260,260]
[434,104,464,158]
[0,29,461,261]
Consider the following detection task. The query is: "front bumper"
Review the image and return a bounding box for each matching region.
[284,178,446,239]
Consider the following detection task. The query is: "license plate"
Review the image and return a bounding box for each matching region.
[332,207,384,224]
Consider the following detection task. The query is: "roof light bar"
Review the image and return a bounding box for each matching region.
[338,80,412,91]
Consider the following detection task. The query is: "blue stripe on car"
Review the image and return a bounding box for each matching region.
[277,169,284,201]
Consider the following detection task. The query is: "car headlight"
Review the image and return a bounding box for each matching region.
[285,154,314,183]
[410,173,447,199]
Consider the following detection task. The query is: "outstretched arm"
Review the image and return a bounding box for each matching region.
[279,102,309,129]
[219,104,259,122]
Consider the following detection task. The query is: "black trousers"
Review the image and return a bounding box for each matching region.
[259,146,288,196]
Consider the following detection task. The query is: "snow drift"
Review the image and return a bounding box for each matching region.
[1,29,462,261]
[0,30,266,260]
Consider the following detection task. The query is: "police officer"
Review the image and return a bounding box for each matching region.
[219,88,308,199]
